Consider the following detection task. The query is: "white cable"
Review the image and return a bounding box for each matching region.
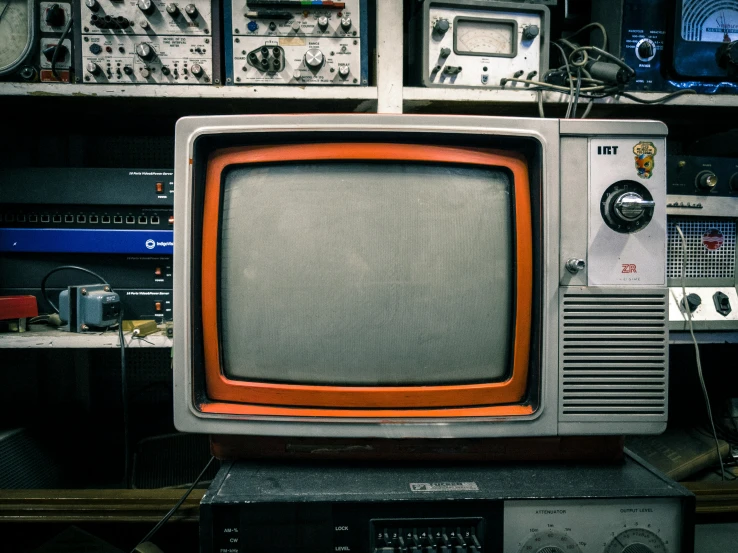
[676,224,726,480]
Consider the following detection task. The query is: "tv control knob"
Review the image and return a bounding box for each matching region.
[600,181,655,233]
[696,170,718,191]
[433,18,449,35]
[340,16,352,31]
[304,48,324,69]
[135,42,155,61]
[185,4,198,18]
[522,24,539,40]
[338,65,350,78]
[317,15,329,30]
[85,0,100,12]
[137,0,155,15]
[166,3,180,17]
[190,63,203,77]
[86,62,100,75]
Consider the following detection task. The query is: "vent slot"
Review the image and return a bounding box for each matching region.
[560,292,667,420]
[667,217,736,279]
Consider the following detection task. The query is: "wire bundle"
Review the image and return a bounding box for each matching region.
[501,22,696,118]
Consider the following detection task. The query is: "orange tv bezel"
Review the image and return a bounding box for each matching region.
[200,143,534,418]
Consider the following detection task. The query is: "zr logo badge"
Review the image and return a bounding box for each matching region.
[621,264,637,273]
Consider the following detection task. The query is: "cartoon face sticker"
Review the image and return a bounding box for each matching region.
[633,142,657,179]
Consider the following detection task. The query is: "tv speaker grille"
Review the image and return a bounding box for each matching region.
[559,291,667,421]
[667,217,736,279]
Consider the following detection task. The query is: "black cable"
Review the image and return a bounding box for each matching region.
[51,14,74,81]
[131,455,216,553]
[40,265,109,314]
[578,88,698,104]
[119,311,130,489]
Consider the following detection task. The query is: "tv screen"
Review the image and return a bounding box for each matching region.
[218,161,514,386]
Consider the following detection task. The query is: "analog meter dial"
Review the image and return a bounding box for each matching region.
[680,1,738,43]
[455,18,515,56]
[0,0,34,76]
[604,528,668,553]
[519,530,582,553]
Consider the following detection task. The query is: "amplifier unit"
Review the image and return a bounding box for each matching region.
[666,156,738,332]
[200,455,695,553]
[408,0,550,88]
[0,1,74,83]
[73,0,222,85]
[0,168,174,321]
[592,0,738,93]
[224,0,368,86]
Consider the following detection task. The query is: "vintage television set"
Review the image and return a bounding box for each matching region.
[173,114,669,439]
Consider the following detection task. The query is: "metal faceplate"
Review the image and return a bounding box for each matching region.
[232,0,362,38]
[588,138,667,286]
[233,37,361,85]
[39,38,72,69]
[504,499,681,553]
[668,286,738,330]
[425,4,547,87]
[81,35,213,84]
[79,0,213,36]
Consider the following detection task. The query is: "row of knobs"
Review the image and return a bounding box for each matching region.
[251,16,351,32]
[85,0,199,18]
[432,18,539,40]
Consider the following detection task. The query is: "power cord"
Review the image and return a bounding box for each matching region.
[118,311,130,488]
[131,455,216,553]
[676,224,726,480]
[51,14,73,81]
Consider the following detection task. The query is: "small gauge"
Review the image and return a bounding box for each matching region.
[604,528,667,553]
[680,1,738,43]
[455,18,515,56]
[519,530,582,553]
[0,0,34,76]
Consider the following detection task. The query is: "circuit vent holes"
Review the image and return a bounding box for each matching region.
[667,218,736,279]
[559,292,667,420]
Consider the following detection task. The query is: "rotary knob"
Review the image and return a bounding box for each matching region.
[318,15,329,30]
[86,62,100,74]
[338,65,350,78]
[85,0,100,12]
[681,293,702,314]
[185,4,198,18]
[433,18,449,35]
[340,16,352,31]
[137,0,155,15]
[166,3,180,17]
[600,181,656,233]
[636,39,656,61]
[190,63,203,77]
[695,170,718,191]
[135,42,155,61]
[522,25,539,40]
[716,40,738,77]
[304,48,324,69]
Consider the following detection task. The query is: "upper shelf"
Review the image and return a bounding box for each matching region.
[3,82,737,108]
[403,87,738,108]
[0,82,378,101]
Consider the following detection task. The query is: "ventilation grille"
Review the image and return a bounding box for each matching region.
[560,292,667,420]
[667,217,736,279]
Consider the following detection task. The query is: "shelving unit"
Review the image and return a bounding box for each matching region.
[0,325,172,348]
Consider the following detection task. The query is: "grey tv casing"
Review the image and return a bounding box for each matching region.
[173,114,669,438]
